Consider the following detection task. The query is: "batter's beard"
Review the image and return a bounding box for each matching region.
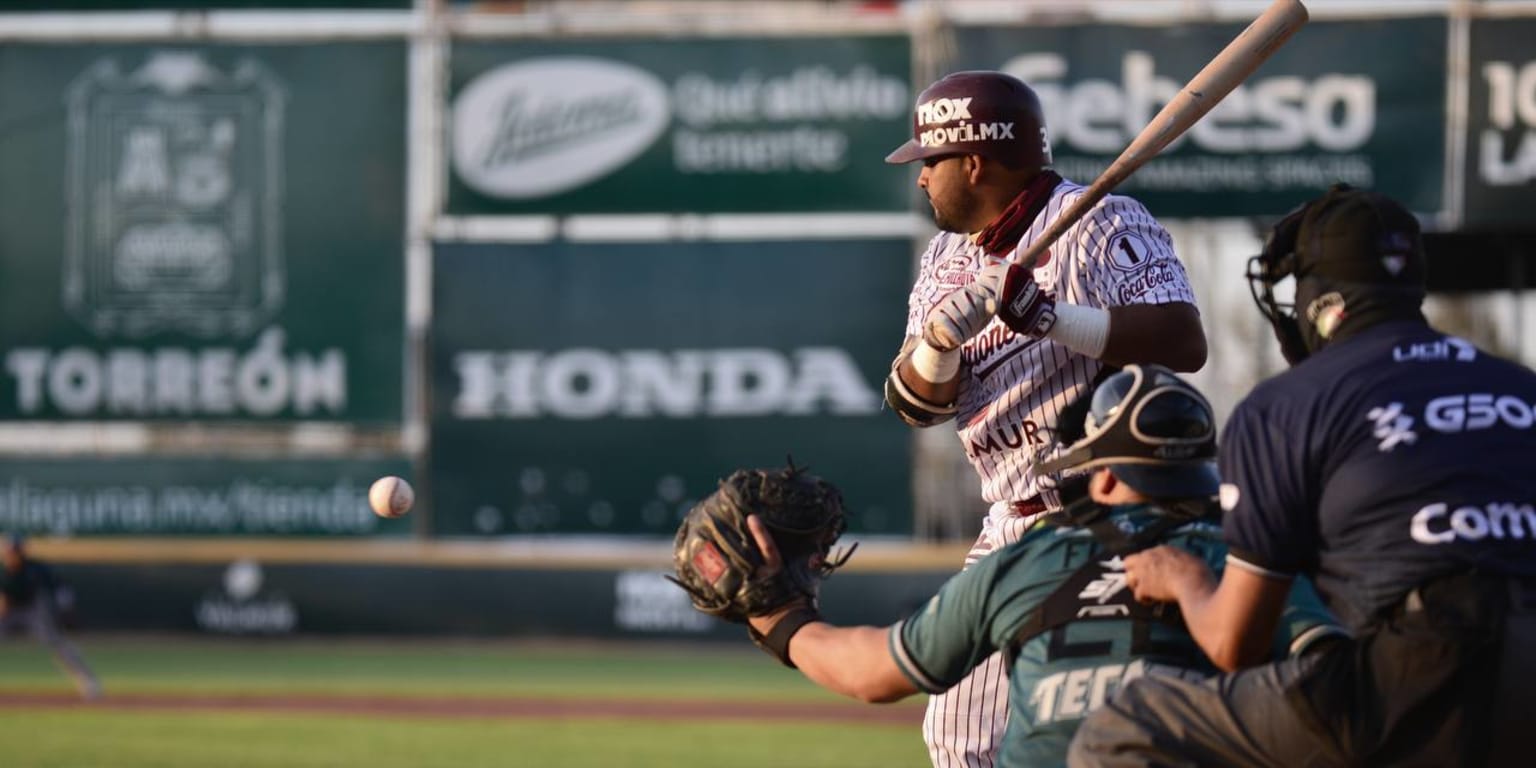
[927,187,980,234]
[927,198,966,234]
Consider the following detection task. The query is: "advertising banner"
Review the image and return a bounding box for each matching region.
[951,17,1448,217]
[429,239,914,536]
[0,44,407,422]
[1463,16,1536,230]
[54,560,948,637]
[0,456,412,537]
[447,37,913,213]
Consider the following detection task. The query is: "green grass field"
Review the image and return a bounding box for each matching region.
[0,636,930,768]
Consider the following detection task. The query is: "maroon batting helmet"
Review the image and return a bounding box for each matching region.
[885,71,1052,168]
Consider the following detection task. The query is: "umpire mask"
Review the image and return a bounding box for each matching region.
[1248,184,1428,364]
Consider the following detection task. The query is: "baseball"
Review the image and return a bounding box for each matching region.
[369,476,414,519]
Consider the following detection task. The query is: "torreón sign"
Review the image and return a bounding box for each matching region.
[0,44,407,422]
[5,329,345,417]
[451,347,880,419]
[65,52,286,339]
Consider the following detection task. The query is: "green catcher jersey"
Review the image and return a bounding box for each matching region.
[888,503,1343,767]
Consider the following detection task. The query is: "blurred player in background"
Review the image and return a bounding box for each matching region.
[1,533,102,700]
[745,365,1340,766]
[881,70,1207,766]
[1071,186,1536,767]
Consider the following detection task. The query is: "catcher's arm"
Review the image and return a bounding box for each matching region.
[745,517,918,703]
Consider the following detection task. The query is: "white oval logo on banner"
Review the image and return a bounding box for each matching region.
[452,57,671,199]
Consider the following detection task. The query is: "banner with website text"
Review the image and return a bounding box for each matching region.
[0,457,412,537]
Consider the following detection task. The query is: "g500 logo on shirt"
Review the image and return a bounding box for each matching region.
[1369,393,1535,451]
[1424,394,1535,432]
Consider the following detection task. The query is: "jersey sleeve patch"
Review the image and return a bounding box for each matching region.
[1075,196,1194,308]
[1105,231,1154,273]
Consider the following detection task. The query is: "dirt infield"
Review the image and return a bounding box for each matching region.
[0,691,924,725]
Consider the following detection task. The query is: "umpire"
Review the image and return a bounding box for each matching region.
[1070,185,1536,767]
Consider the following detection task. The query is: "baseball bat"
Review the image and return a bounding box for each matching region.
[1013,0,1310,270]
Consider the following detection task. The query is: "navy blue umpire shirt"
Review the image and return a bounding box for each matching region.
[1219,321,1536,633]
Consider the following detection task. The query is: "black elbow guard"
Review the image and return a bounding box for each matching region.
[884,369,957,428]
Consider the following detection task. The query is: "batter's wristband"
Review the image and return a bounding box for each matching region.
[1044,303,1110,359]
[749,606,821,668]
[909,340,961,382]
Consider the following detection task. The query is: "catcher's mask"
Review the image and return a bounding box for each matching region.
[1037,364,1217,500]
[1248,183,1427,364]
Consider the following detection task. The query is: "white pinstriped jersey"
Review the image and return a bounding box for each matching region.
[903,179,1197,506]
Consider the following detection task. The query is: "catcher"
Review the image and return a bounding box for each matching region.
[671,366,1344,765]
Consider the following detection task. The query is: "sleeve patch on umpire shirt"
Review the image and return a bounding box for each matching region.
[1219,483,1241,511]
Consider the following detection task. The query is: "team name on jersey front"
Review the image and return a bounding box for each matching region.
[904,181,1196,504]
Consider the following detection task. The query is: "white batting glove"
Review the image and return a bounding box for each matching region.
[922,263,1008,352]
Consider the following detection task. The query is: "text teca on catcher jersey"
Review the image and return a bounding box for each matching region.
[888,506,1341,767]
[903,180,1198,504]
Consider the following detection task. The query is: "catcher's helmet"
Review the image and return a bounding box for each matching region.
[1247,184,1427,363]
[1038,364,1218,499]
[885,71,1052,168]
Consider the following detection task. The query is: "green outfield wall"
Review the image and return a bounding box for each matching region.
[48,552,955,638]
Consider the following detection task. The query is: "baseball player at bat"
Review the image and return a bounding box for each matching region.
[1071,187,1536,767]
[698,366,1343,767]
[882,71,1206,767]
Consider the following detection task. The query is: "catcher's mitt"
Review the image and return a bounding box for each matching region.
[668,462,854,664]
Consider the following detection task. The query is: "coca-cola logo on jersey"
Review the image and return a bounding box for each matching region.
[1115,261,1179,304]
